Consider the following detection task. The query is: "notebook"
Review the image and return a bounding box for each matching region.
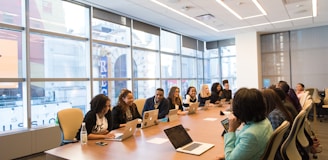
[168,109,178,122]
[105,119,138,141]
[188,102,199,114]
[141,109,159,129]
[164,124,214,155]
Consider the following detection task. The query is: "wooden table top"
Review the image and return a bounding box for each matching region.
[45,105,231,160]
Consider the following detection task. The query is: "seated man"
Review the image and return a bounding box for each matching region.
[142,88,169,119]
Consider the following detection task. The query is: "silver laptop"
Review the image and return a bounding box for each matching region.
[164,124,214,155]
[201,100,210,110]
[141,109,159,129]
[168,109,178,122]
[105,119,138,141]
[188,102,199,114]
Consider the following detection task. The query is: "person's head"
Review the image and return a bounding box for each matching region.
[90,94,111,115]
[277,81,289,93]
[223,80,229,90]
[155,88,165,103]
[296,83,305,92]
[273,88,287,101]
[211,82,222,93]
[168,86,180,99]
[262,89,284,115]
[232,88,266,123]
[118,89,134,106]
[186,86,197,98]
[199,84,210,97]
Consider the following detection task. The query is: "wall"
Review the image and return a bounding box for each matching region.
[0,126,61,159]
[235,31,262,89]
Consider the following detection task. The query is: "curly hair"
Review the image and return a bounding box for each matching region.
[232,88,266,123]
[90,94,110,114]
[185,86,196,99]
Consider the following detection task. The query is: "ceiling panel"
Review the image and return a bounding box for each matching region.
[80,0,328,41]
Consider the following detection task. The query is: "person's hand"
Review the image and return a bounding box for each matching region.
[228,115,241,132]
[105,132,115,139]
[215,155,225,160]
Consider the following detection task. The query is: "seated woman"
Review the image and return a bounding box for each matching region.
[262,89,294,130]
[210,82,224,104]
[222,88,273,160]
[198,84,211,107]
[168,86,186,115]
[222,80,232,101]
[76,94,115,140]
[183,86,197,107]
[112,89,141,129]
[295,83,305,100]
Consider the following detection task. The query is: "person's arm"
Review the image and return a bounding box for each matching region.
[185,95,191,104]
[111,106,124,129]
[142,98,152,116]
[158,99,169,119]
[210,92,218,103]
[132,103,142,119]
[198,94,206,106]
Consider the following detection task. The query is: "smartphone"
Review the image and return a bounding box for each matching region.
[221,118,229,132]
[96,141,108,146]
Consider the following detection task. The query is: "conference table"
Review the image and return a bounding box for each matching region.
[45,104,231,160]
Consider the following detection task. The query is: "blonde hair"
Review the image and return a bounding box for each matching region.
[199,84,211,98]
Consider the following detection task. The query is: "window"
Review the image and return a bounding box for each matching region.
[0,0,23,26]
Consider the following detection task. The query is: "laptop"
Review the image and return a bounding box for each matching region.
[168,109,179,122]
[201,100,210,110]
[141,109,159,129]
[188,102,199,114]
[105,119,138,141]
[164,124,214,155]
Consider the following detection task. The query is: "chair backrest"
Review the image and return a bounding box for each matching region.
[261,121,290,160]
[306,88,321,104]
[297,99,313,148]
[299,91,309,108]
[324,88,328,105]
[134,98,146,115]
[280,110,306,160]
[57,108,84,142]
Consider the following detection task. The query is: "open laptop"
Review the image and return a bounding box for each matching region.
[105,119,138,141]
[201,100,210,110]
[188,102,199,115]
[141,109,159,129]
[164,124,214,155]
[168,109,179,122]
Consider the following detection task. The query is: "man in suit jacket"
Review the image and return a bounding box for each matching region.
[142,88,169,119]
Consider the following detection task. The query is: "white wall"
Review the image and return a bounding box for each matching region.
[235,32,262,89]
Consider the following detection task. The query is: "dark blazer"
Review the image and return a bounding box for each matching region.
[198,93,210,106]
[75,109,113,140]
[111,103,141,129]
[222,89,232,101]
[142,96,169,119]
[210,91,224,103]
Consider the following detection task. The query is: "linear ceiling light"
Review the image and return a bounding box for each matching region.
[216,0,267,19]
[252,0,267,15]
[312,0,317,17]
[216,0,242,19]
[150,0,219,32]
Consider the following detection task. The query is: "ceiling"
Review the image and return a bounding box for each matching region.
[81,0,328,41]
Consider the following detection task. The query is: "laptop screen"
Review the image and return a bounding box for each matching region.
[164,124,193,149]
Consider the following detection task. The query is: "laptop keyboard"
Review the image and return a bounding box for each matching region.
[183,143,201,151]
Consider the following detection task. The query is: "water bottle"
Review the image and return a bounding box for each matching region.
[80,122,87,145]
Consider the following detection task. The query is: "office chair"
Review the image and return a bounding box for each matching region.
[318,88,328,122]
[297,99,313,148]
[134,98,146,115]
[280,110,307,160]
[299,91,309,108]
[261,121,290,160]
[57,108,84,145]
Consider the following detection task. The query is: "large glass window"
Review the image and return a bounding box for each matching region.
[0,0,23,26]
[261,32,290,88]
[161,30,180,53]
[30,81,89,127]
[30,34,88,78]
[132,29,159,50]
[29,0,89,37]
[92,18,131,45]
[133,49,160,78]
[161,54,180,78]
